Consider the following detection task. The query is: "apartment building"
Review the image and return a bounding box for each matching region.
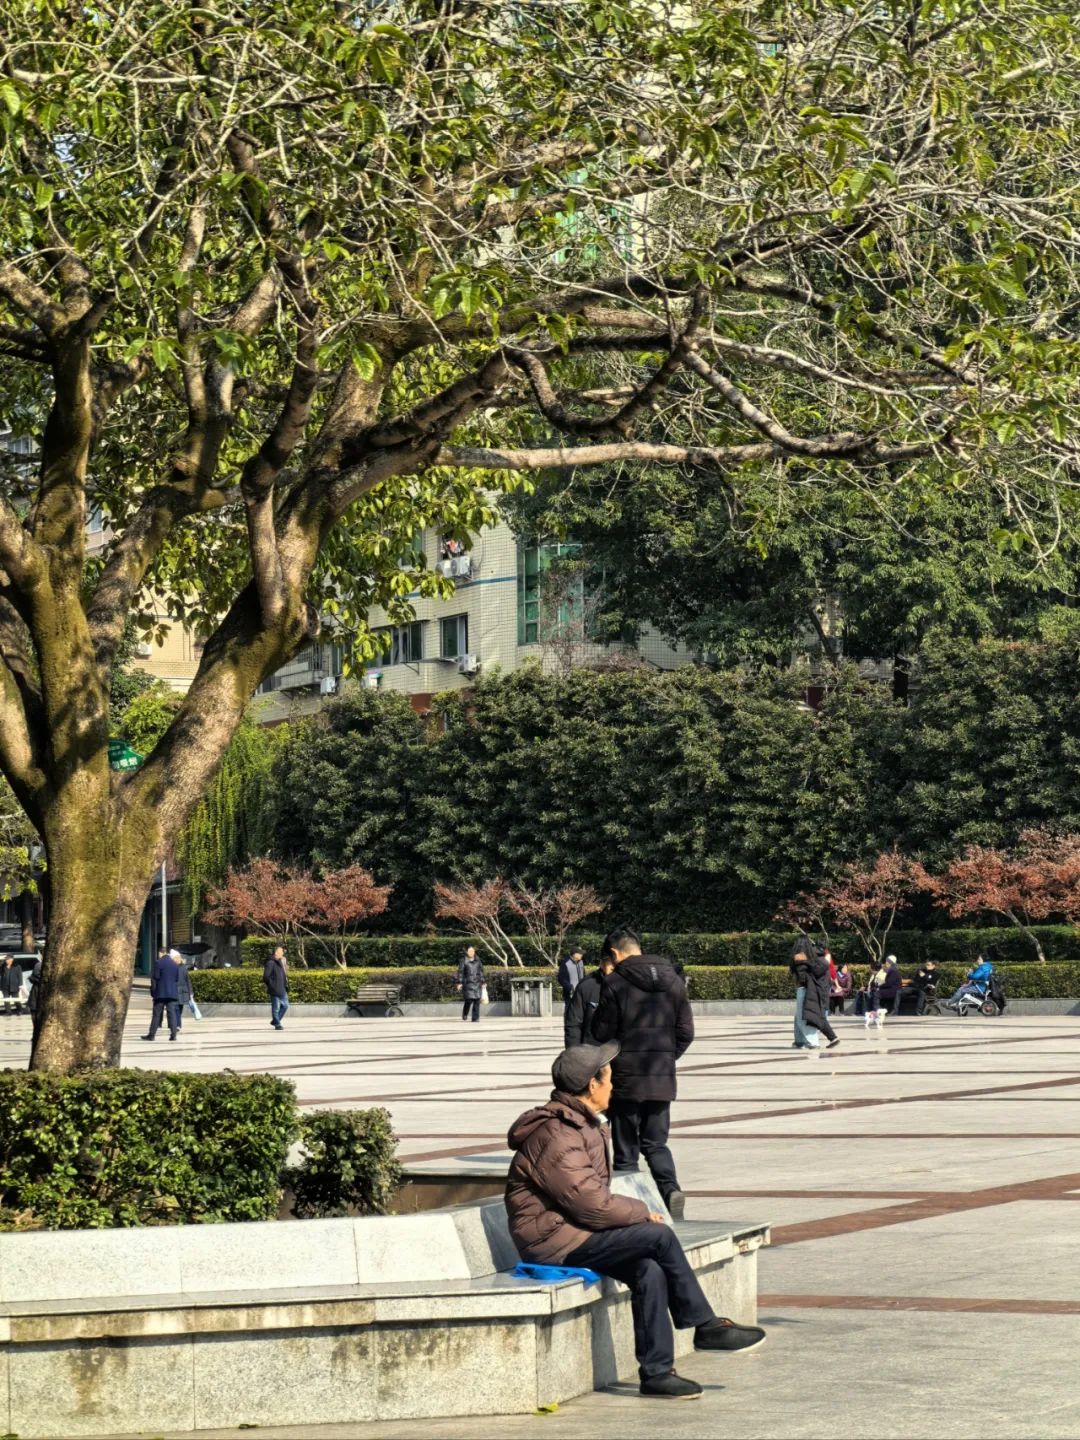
[254,514,691,719]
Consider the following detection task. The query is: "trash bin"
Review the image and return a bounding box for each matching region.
[509,975,554,1018]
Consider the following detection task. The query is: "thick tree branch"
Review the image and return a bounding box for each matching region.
[0,261,66,336]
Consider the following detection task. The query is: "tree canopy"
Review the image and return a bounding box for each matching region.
[2,0,1080,1068]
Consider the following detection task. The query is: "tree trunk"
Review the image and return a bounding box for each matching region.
[30,830,153,1072]
[18,889,34,952]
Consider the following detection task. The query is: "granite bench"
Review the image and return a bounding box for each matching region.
[0,1177,768,1438]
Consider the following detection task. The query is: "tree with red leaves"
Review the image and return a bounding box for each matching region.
[506,884,606,966]
[784,852,927,964]
[923,828,1080,962]
[305,864,392,969]
[206,858,391,969]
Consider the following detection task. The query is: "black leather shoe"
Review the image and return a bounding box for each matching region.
[695,1318,767,1352]
[639,1371,703,1399]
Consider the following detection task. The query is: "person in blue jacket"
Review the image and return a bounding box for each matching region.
[946,955,993,1008]
[141,946,181,1041]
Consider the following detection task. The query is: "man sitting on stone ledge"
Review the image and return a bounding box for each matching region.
[505,1041,766,1401]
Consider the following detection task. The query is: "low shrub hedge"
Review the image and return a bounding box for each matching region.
[286,1107,401,1219]
[235,924,1080,971]
[195,960,1080,1004]
[192,965,555,1003]
[0,1070,297,1229]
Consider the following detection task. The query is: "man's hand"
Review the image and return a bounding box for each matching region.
[647,1211,668,1224]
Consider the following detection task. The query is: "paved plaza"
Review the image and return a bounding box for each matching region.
[11,996,1080,1439]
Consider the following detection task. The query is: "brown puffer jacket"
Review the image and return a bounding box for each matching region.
[505,1092,651,1262]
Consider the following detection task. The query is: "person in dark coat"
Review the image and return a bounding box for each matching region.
[0,955,24,1015]
[563,954,615,1047]
[263,945,289,1030]
[457,945,484,1022]
[25,955,42,1041]
[557,945,586,1005]
[879,955,902,1015]
[790,938,838,1050]
[914,958,940,1014]
[590,926,694,1219]
[141,946,181,1041]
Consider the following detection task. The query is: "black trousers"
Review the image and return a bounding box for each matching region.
[610,1099,680,1200]
[461,997,480,1021]
[807,1013,837,1043]
[148,999,181,1038]
[564,1222,714,1379]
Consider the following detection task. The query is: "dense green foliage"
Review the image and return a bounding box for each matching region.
[684,963,1080,1001]
[0,1071,296,1229]
[271,667,902,930]
[286,1108,401,1219]
[508,459,1080,672]
[237,925,1080,971]
[267,645,1080,931]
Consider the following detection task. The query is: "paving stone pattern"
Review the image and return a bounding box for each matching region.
[8,998,1079,1439]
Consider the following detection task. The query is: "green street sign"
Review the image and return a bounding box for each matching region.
[107,739,143,772]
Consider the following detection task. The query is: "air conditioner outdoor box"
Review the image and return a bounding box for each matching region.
[458,654,479,675]
[319,676,338,695]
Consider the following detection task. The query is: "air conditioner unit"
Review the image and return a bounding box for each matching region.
[134,642,152,658]
[451,555,472,578]
[458,653,479,676]
[361,672,381,690]
[319,676,338,696]
[438,559,454,579]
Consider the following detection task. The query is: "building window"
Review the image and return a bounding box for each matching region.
[517,540,582,645]
[440,614,468,659]
[380,621,423,665]
[399,529,425,568]
[87,505,104,535]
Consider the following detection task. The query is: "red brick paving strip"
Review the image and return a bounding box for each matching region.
[759,1294,1080,1315]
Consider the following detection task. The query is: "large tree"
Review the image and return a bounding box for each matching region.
[1,0,1078,1069]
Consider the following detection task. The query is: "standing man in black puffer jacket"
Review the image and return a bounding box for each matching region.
[591,927,694,1219]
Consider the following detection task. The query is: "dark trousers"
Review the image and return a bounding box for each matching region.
[462,998,480,1022]
[564,1222,714,1379]
[610,1099,679,1201]
[148,999,180,1038]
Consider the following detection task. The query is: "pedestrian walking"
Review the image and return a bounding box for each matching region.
[557,944,586,1006]
[791,937,838,1049]
[263,944,289,1030]
[590,926,693,1219]
[141,946,181,1041]
[0,954,24,1016]
[457,945,484,1022]
[563,953,615,1047]
[505,1041,766,1401]
[172,949,202,1022]
[25,954,42,1042]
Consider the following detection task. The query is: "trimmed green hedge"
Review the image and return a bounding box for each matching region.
[195,961,1080,1004]
[236,924,1080,971]
[192,965,553,1003]
[286,1108,401,1219]
[0,1070,297,1229]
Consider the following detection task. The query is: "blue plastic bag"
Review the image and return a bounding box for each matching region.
[511,1261,602,1286]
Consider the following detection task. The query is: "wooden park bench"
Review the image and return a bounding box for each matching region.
[346,984,404,1017]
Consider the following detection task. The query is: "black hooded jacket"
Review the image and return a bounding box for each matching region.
[590,953,694,1103]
